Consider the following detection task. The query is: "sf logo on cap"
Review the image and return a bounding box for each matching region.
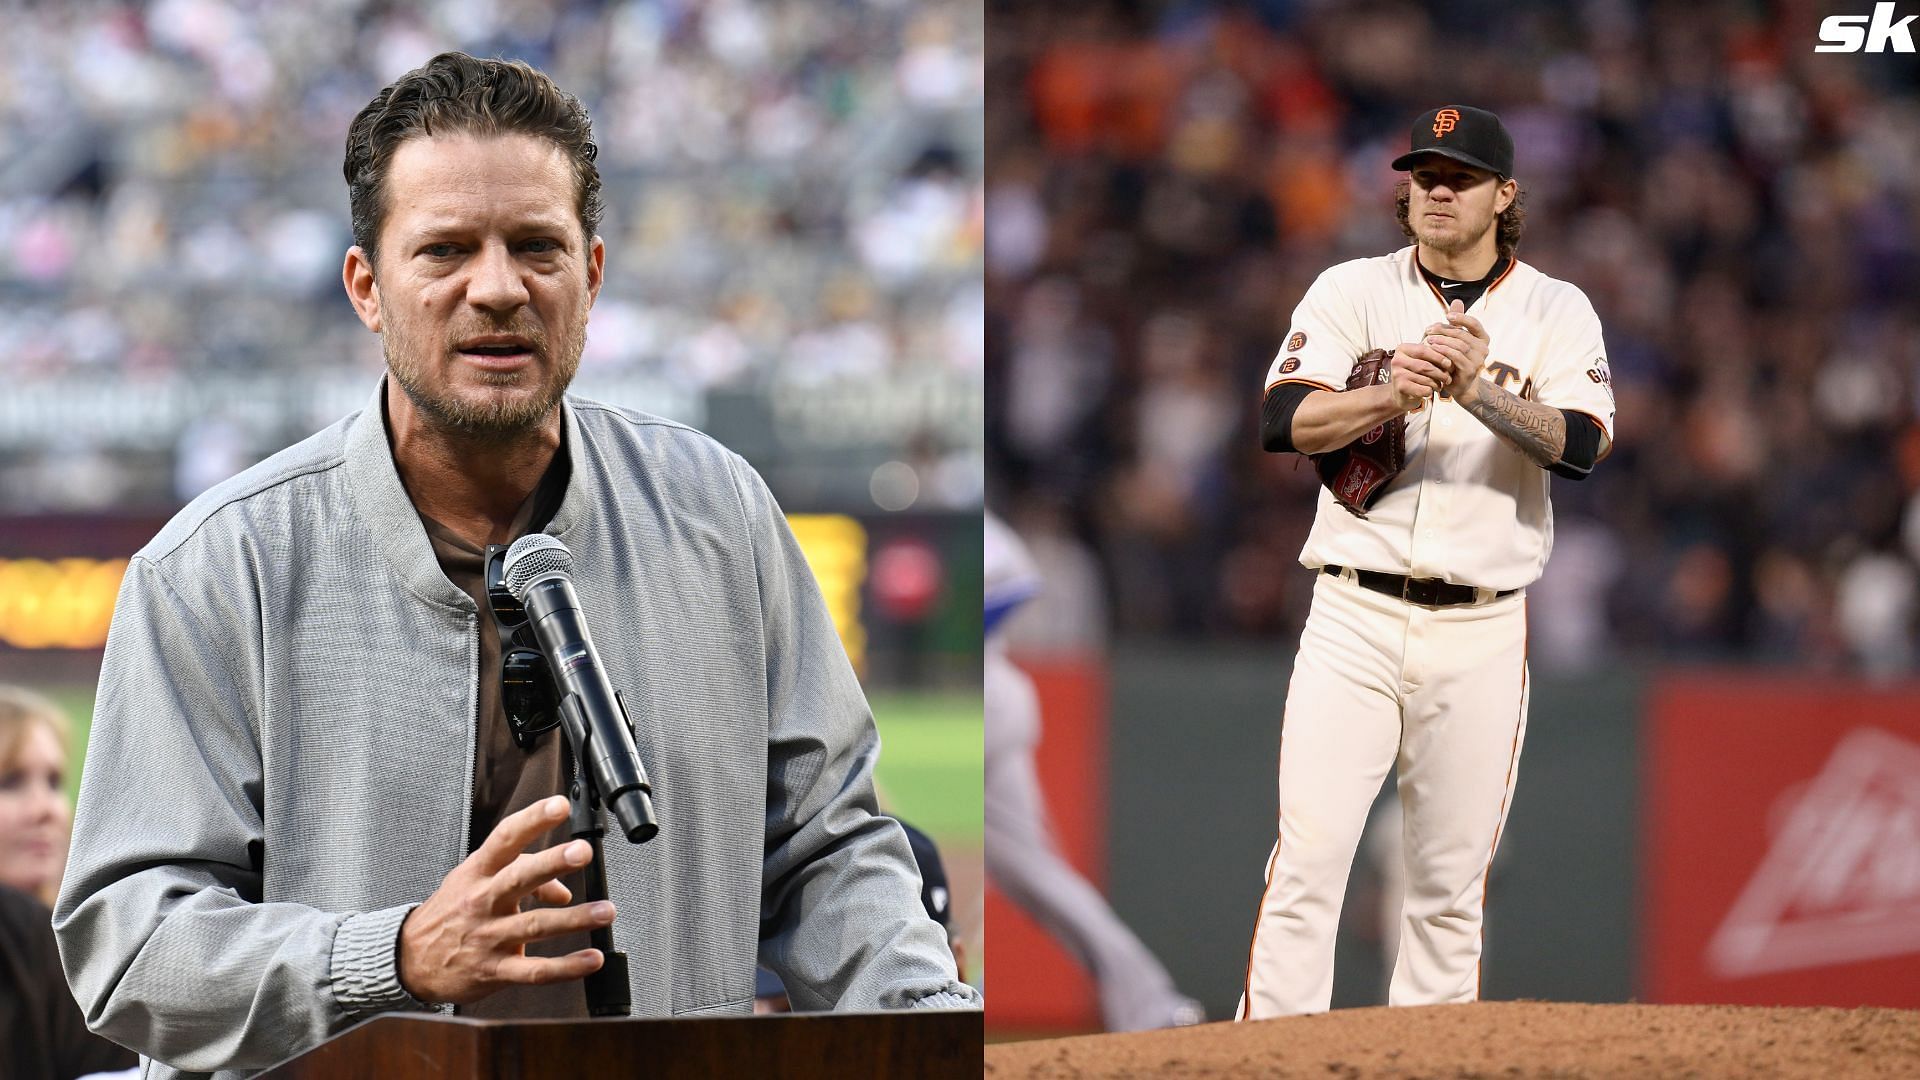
[1432,108,1461,137]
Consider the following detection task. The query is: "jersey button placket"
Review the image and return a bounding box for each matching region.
[1409,409,1447,580]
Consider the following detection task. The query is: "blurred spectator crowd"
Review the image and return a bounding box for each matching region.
[0,0,982,512]
[986,0,1920,674]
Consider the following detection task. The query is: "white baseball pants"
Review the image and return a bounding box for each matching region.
[1238,570,1529,1019]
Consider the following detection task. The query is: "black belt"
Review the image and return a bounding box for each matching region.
[1322,565,1518,607]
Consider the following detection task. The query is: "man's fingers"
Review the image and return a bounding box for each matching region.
[1393,386,1430,407]
[472,796,572,876]
[1395,351,1450,381]
[1395,372,1439,397]
[529,879,573,907]
[1396,342,1448,368]
[1448,309,1489,340]
[1423,329,1478,365]
[1422,339,1469,368]
[493,949,606,986]
[492,840,593,908]
[498,901,617,948]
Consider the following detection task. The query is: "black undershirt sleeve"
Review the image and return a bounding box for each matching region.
[1260,383,1320,454]
[1549,409,1603,479]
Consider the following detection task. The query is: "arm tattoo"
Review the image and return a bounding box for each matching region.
[1459,380,1566,468]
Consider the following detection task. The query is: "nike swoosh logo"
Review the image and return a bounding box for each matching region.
[1440,282,1466,288]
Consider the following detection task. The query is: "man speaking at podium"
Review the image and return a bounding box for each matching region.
[54,53,976,1079]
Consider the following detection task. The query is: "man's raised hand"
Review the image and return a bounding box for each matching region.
[397,795,616,1005]
[1390,344,1453,411]
[1423,300,1491,400]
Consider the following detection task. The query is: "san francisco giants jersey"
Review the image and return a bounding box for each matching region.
[1264,246,1615,592]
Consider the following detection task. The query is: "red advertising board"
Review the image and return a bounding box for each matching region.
[1643,673,1920,1005]
[983,654,1105,1033]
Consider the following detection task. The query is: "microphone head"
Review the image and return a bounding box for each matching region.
[502,534,573,600]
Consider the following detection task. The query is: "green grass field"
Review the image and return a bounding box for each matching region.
[869,690,984,985]
[868,691,984,842]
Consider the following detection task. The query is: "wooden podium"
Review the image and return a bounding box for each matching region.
[257,1011,982,1079]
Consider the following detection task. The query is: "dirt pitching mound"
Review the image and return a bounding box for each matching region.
[985,1001,1920,1078]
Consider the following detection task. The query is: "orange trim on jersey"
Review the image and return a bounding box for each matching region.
[1238,732,1286,1020]
[1263,376,1339,395]
[1484,257,1518,296]
[1476,600,1529,1001]
[1421,257,1519,312]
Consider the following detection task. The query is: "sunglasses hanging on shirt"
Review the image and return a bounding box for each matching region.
[484,543,562,750]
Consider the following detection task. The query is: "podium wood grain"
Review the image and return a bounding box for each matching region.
[257,1011,983,1078]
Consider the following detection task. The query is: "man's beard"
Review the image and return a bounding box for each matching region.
[1417,213,1493,256]
[386,320,584,442]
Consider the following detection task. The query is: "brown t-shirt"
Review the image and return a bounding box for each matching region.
[417,453,590,1019]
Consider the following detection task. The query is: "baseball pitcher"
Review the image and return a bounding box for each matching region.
[1239,106,1616,1019]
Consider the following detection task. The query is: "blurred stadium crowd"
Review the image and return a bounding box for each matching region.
[0,0,981,513]
[986,0,1920,675]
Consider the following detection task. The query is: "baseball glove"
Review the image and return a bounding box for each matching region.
[1312,348,1404,517]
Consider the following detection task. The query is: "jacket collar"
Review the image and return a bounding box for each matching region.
[343,378,591,612]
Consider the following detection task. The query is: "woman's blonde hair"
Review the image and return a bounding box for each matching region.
[0,684,70,768]
[0,685,72,906]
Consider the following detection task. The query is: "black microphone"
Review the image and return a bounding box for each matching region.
[502,534,659,844]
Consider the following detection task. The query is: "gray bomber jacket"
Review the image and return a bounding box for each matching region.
[54,388,977,1078]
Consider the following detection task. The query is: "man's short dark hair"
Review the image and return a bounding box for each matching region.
[344,52,604,263]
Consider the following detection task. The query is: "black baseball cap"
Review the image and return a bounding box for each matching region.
[1391,106,1514,179]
